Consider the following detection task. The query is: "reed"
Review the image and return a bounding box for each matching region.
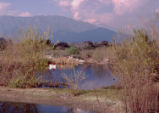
[111,29,159,113]
[63,70,86,96]
[0,28,50,88]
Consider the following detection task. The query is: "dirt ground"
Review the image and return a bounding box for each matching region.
[0,87,123,113]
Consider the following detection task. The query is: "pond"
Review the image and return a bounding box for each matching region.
[0,102,95,113]
[38,64,116,90]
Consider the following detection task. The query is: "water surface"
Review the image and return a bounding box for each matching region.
[0,102,94,113]
[39,64,116,89]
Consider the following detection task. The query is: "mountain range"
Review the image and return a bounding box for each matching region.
[0,16,119,42]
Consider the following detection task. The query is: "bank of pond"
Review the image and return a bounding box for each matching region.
[0,64,120,113]
[0,102,95,113]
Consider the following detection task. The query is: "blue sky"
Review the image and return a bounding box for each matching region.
[0,0,159,30]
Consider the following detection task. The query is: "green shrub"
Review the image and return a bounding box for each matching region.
[66,46,79,55]
[8,75,37,88]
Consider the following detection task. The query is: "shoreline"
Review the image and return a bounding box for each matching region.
[45,55,110,65]
[0,87,122,113]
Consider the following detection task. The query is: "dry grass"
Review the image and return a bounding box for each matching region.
[0,28,49,88]
[49,56,80,65]
[62,70,86,96]
[48,45,113,63]
[91,47,114,62]
[63,70,86,90]
[111,29,159,113]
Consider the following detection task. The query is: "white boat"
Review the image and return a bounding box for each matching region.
[49,63,56,70]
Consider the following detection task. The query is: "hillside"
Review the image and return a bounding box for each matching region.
[0,16,117,42]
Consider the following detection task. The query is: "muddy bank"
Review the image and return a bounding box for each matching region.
[0,87,123,113]
[45,55,110,65]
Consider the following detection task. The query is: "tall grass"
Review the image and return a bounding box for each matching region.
[92,47,113,62]
[0,28,50,88]
[63,70,86,90]
[111,29,159,113]
[79,46,113,63]
[63,70,86,96]
[66,46,79,55]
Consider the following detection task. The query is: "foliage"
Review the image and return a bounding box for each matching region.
[0,38,7,50]
[92,47,113,62]
[63,70,86,96]
[66,46,79,55]
[112,29,159,80]
[63,70,86,90]
[8,75,37,88]
[0,28,50,87]
[111,29,159,113]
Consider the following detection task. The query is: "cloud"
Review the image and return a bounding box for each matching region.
[71,0,84,9]
[56,0,85,20]
[0,2,32,17]
[0,2,11,12]
[57,0,85,9]
[112,0,146,15]
[84,18,97,24]
[6,10,32,17]
[57,0,114,23]
[19,11,31,17]
[59,1,70,7]
[56,0,157,29]
[73,11,80,20]
[155,8,159,14]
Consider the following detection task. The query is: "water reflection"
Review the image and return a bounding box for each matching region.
[38,64,116,90]
[0,102,94,113]
[0,102,38,113]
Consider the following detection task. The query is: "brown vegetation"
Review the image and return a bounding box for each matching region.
[111,29,159,113]
[0,28,49,88]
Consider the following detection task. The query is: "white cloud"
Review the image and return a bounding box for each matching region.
[112,0,145,15]
[73,11,80,20]
[5,10,32,17]
[0,2,32,17]
[19,11,31,17]
[59,0,70,7]
[57,0,85,9]
[0,2,11,12]
[71,0,84,9]
[56,0,156,29]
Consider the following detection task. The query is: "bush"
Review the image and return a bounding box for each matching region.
[63,70,86,89]
[63,70,86,96]
[0,28,50,87]
[0,38,7,50]
[92,47,113,62]
[112,29,159,81]
[111,29,159,113]
[8,75,37,88]
[66,46,79,55]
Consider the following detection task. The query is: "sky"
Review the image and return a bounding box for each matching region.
[0,0,159,30]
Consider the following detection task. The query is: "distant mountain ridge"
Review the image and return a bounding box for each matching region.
[0,16,118,42]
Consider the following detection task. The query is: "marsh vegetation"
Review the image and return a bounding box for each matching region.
[0,28,49,88]
[0,24,159,113]
[111,29,159,113]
